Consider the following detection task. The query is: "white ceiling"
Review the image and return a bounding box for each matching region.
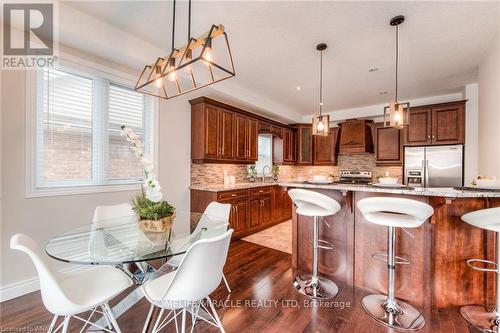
[63,1,500,119]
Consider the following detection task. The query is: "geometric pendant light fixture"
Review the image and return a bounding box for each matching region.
[312,43,329,136]
[383,15,410,128]
[135,0,236,100]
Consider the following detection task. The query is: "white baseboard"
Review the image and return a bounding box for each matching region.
[0,265,90,302]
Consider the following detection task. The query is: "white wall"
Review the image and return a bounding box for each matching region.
[464,83,479,184]
[478,31,500,179]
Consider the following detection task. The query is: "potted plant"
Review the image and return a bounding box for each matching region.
[121,125,175,232]
[272,164,280,181]
[247,165,258,182]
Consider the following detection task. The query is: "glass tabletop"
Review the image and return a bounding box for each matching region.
[45,211,228,265]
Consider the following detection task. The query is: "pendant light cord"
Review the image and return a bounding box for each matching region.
[171,0,176,50]
[395,24,399,102]
[319,49,323,116]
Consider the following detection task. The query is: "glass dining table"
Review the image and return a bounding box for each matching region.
[45,211,228,332]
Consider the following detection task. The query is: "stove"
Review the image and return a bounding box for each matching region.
[333,170,372,184]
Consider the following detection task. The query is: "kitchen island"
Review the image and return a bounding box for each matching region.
[279,181,500,309]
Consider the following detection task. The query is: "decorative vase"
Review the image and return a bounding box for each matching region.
[138,213,175,233]
[249,176,256,182]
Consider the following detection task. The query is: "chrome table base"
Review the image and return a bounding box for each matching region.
[460,305,500,333]
[362,294,425,331]
[293,274,338,299]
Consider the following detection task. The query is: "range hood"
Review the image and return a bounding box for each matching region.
[338,119,374,155]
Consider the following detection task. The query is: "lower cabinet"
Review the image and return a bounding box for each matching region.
[191,185,292,238]
[227,198,249,235]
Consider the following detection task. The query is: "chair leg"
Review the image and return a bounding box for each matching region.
[174,310,180,333]
[142,304,155,333]
[47,315,59,333]
[151,308,165,333]
[61,316,70,333]
[181,308,187,333]
[190,303,201,333]
[207,296,225,333]
[103,303,122,333]
[222,273,231,293]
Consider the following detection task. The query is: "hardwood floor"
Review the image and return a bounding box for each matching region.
[1,240,482,333]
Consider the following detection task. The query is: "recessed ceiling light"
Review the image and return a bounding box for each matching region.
[379,91,388,95]
[296,86,302,91]
[368,68,379,72]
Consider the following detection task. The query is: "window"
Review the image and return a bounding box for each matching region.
[31,65,155,194]
[254,134,273,176]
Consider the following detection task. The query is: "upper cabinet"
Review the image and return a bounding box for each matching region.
[282,128,296,164]
[313,127,339,165]
[405,100,465,146]
[190,97,293,164]
[372,123,403,166]
[295,124,313,165]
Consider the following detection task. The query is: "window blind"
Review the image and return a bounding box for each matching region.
[34,66,154,189]
[108,83,147,181]
[37,67,94,184]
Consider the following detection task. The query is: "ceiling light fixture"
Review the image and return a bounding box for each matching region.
[135,0,235,100]
[312,43,329,136]
[296,86,302,91]
[383,15,409,128]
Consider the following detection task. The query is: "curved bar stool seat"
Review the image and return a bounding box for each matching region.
[357,197,434,331]
[357,197,433,228]
[289,189,341,217]
[288,189,341,300]
[460,207,500,333]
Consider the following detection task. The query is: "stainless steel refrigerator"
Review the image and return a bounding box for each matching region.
[404,145,464,188]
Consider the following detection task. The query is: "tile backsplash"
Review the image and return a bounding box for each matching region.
[191,154,403,186]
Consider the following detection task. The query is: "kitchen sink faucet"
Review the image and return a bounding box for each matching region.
[262,166,271,182]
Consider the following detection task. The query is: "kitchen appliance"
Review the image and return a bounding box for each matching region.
[404,145,463,188]
[334,170,372,184]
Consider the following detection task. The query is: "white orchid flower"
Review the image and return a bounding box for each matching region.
[121,125,164,203]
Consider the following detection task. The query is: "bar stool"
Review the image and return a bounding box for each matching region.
[288,189,341,299]
[460,207,500,333]
[357,197,434,331]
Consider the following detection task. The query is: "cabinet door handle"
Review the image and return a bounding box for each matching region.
[231,194,236,197]
[259,190,263,193]
[427,135,431,140]
[235,205,238,212]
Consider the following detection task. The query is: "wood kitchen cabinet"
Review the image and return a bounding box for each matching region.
[191,97,293,164]
[282,128,296,164]
[234,115,259,162]
[405,100,465,146]
[295,124,313,165]
[313,127,339,165]
[372,122,403,166]
[225,198,248,236]
[191,185,292,238]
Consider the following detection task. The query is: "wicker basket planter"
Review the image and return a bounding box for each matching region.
[138,213,175,233]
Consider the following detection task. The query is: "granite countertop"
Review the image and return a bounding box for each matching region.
[190,181,282,192]
[277,181,500,198]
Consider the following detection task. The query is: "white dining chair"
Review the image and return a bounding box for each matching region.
[92,203,149,274]
[167,202,232,293]
[10,234,133,333]
[93,203,135,224]
[141,229,233,333]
